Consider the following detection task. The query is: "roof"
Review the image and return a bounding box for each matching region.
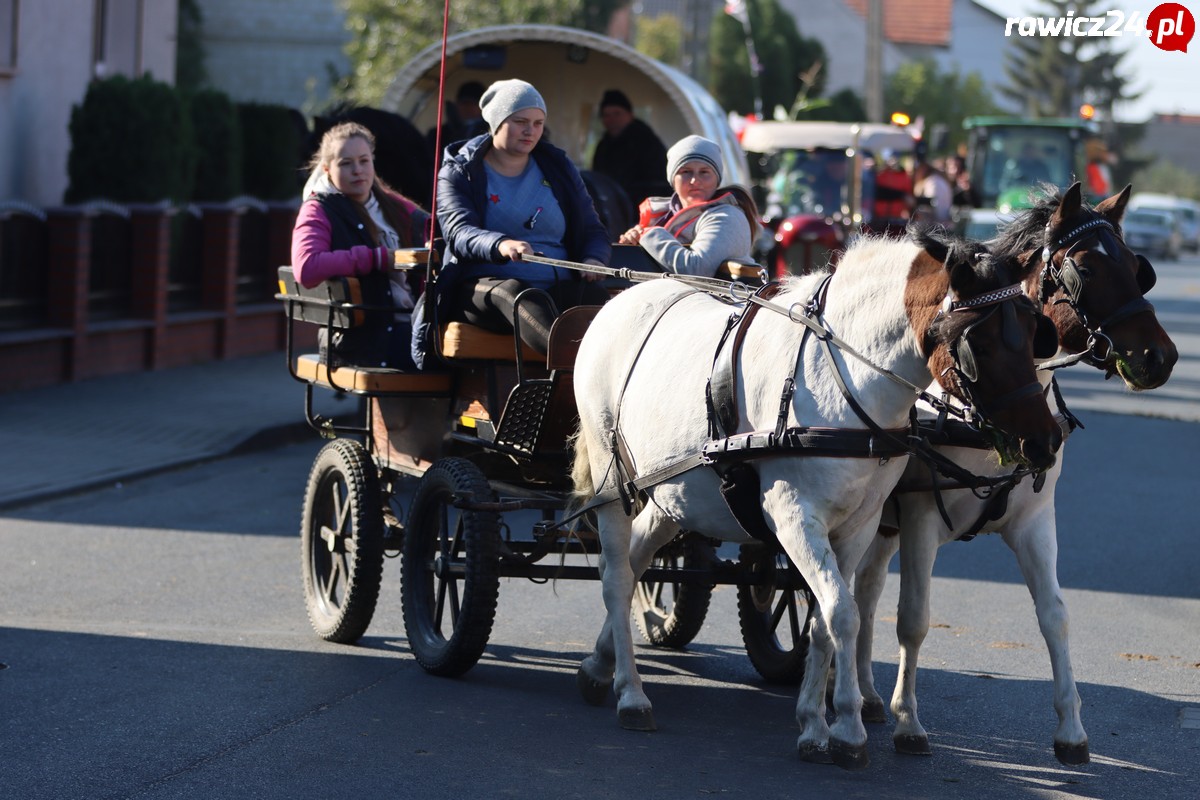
[962,116,1098,132]
[739,121,916,155]
[379,24,749,187]
[842,0,953,47]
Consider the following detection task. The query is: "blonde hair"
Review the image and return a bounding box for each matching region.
[309,121,376,173]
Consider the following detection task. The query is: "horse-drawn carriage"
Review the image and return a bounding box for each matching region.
[277,21,1175,774]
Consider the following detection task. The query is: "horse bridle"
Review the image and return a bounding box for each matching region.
[1038,216,1157,367]
[939,282,1056,419]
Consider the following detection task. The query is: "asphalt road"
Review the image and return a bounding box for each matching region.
[2,256,1199,800]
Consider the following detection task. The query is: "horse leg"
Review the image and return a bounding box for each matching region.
[854,532,900,724]
[580,502,672,731]
[889,517,939,756]
[1003,514,1089,765]
[786,522,871,770]
[796,605,835,763]
[578,506,628,707]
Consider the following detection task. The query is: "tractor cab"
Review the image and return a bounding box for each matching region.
[963,116,1098,212]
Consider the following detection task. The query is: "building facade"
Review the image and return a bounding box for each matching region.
[0,0,178,207]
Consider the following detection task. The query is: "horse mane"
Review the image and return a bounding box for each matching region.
[990,183,1119,261]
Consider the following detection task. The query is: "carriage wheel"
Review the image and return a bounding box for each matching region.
[300,439,386,644]
[632,534,714,649]
[401,457,501,677]
[736,544,816,684]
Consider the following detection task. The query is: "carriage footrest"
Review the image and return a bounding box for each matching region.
[493,382,554,455]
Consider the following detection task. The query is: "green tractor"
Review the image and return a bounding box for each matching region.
[963,116,1100,212]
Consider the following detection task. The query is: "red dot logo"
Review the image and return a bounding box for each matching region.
[1147,3,1195,52]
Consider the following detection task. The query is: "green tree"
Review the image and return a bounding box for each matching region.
[339,0,626,107]
[885,59,1000,155]
[792,88,867,123]
[1130,160,1200,200]
[999,0,1141,119]
[635,13,683,66]
[709,0,826,118]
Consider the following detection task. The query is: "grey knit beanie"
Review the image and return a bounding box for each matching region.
[479,79,547,135]
[666,135,723,185]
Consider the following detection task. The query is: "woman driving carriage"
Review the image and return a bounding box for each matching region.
[291,121,431,370]
[618,135,759,277]
[430,79,612,358]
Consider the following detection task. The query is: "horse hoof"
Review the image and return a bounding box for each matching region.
[830,739,870,770]
[796,741,832,764]
[576,668,611,707]
[861,697,887,724]
[618,706,657,732]
[1054,740,1090,766]
[894,734,932,756]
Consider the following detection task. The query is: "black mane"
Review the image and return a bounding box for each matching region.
[909,223,997,280]
[990,184,1117,261]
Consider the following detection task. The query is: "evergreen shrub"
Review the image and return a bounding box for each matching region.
[66,75,195,204]
[189,88,243,202]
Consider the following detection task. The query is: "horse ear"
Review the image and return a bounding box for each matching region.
[1051,182,1084,227]
[1095,184,1133,225]
[916,232,950,264]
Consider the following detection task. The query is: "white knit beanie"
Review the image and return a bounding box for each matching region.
[479,79,547,135]
[666,135,723,184]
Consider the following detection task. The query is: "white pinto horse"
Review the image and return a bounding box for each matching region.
[571,232,1065,769]
[853,184,1178,765]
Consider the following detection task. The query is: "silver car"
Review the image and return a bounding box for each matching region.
[1123,208,1182,261]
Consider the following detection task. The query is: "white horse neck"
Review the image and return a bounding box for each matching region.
[750,237,932,428]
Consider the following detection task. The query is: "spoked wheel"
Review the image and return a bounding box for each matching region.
[401,457,501,677]
[737,544,817,684]
[300,438,386,643]
[632,534,715,648]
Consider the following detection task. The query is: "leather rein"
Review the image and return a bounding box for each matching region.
[540,257,1049,530]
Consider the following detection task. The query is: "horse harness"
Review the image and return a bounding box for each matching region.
[595,273,1055,543]
[1038,215,1157,371]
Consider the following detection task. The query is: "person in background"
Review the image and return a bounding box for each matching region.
[591,89,670,211]
[455,81,489,139]
[618,134,759,277]
[873,150,912,221]
[430,79,611,358]
[945,154,979,208]
[292,122,430,370]
[912,159,954,226]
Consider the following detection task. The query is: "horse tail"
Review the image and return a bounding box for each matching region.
[568,424,595,502]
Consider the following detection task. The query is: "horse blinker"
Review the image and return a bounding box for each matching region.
[1135,254,1157,294]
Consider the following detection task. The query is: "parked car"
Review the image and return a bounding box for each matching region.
[1123,208,1183,261]
[1129,192,1199,253]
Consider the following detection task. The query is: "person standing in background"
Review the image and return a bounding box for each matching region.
[591,89,670,213]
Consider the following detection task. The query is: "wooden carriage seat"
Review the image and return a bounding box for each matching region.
[293,354,451,393]
[440,322,544,363]
[277,265,452,396]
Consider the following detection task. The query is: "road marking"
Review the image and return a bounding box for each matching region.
[1181,707,1200,730]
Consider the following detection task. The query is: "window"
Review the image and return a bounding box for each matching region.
[92,0,143,79]
[1,0,17,74]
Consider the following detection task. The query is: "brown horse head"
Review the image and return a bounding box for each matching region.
[997,183,1177,390]
[908,227,1062,471]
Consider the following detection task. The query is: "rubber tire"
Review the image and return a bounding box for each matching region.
[401,457,501,677]
[736,544,816,684]
[301,438,386,644]
[632,535,714,649]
